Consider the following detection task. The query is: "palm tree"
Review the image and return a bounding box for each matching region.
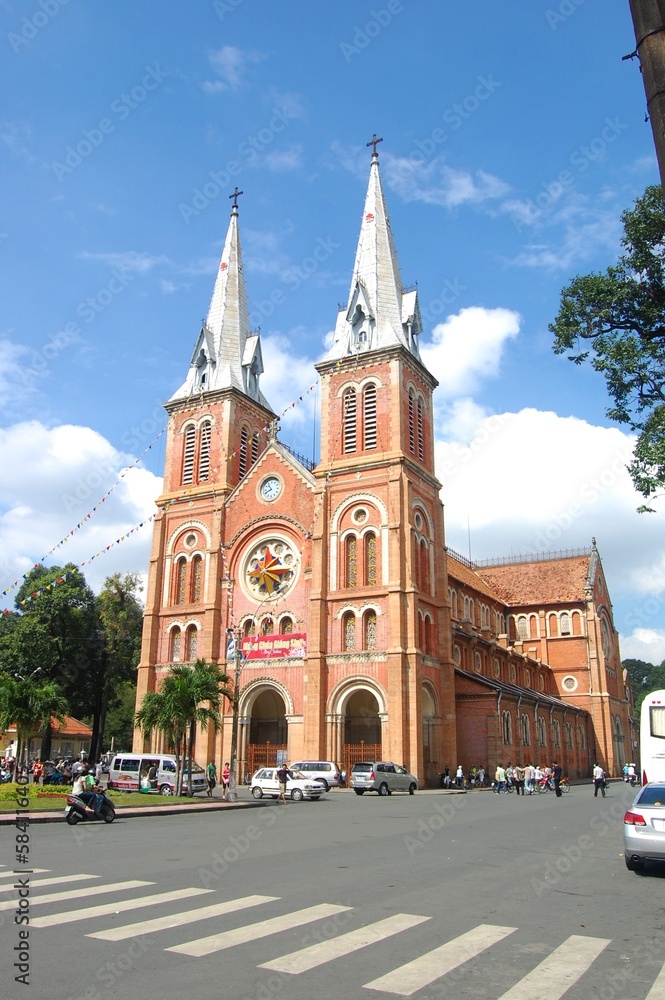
[0,675,69,772]
[135,659,231,795]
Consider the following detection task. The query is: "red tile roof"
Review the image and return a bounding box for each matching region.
[476,556,591,606]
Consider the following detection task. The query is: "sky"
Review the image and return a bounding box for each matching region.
[1,1,664,664]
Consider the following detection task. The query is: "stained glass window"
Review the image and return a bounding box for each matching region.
[243,619,256,637]
[344,612,356,651]
[171,627,181,662]
[537,717,546,747]
[281,617,293,633]
[191,556,202,603]
[346,535,357,588]
[186,626,197,661]
[262,617,274,635]
[176,558,187,605]
[364,610,377,650]
[503,711,512,744]
[521,714,530,746]
[553,719,561,748]
[365,532,377,585]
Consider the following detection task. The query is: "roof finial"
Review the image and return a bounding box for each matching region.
[229,186,244,213]
[366,133,383,161]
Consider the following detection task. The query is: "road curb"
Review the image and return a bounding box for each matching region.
[0,799,267,825]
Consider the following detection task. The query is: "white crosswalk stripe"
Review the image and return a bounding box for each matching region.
[363,922,517,996]
[496,934,611,1000]
[0,869,49,880]
[88,894,279,941]
[32,887,212,928]
[1,873,98,894]
[646,964,665,1000]
[166,902,352,958]
[0,879,152,912]
[260,913,430,975]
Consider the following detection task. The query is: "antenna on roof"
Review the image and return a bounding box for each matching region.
[467,515,472,564]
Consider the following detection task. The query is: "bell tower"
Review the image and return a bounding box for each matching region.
[308,137,455,779]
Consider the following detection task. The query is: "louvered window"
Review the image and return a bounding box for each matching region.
[239,428,249,479]
[346,535,357,588]
[363,384,377,450]
[251,432,259,464]
[182,426,195,484]
[417,398,424,460]
[198,421,211,481]
[408,391,415,454]
[365,533,377,585]
[343,389,357,454]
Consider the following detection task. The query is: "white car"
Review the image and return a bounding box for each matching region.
[250,767,325,801]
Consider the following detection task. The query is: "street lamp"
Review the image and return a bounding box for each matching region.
[225,627,244,802]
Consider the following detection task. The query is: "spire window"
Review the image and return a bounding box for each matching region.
[408,391,415,454]
[251,432,259,464]
[239,428,249,479]
[343,389,357,454]
[198,421,212,482]
[417,399,424,461]
[363,384,377,450]
[182,426,196,485]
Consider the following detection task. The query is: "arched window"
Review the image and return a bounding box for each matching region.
[503,710,512,744]
[182,426,195,485]
[521,714,530,746]
[408,390,415,454]
[243,619,256,637]
[191,555,203,603]
[365,532,377,586]
[425,615,434,656]
[186,625,197,661]
[578,725,586,749]
[417,398,424,460]
[419,539,429,593]
[517,616,528,639]
[251,432,259,464]
[363,384,377,450]
[261,617,274,636]
[280,616,293,634]
[451,591,458,619]
[552,719,561,748]
[537,717,546,747]
[346,535,357,588]
[343,612,356,652]
[198,421,211,481]
[565,722,573,749]
[343,389,357,454]
[170,627,181,662]
[560,611,571,635]
[239,428,249,479]
[363,610,377,651]
[175,558,187,605]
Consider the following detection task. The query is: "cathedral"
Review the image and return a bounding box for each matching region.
[134,143,634,784]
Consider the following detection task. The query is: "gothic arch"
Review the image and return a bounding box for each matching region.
[327,675,388,717]
[238,676,295,718]
[165,520,212,557]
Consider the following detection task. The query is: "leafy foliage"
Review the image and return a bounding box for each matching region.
[623,657,665,713]
[550,185,665,507]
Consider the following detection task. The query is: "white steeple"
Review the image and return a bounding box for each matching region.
[324,136,422,362]
[170,188,271,408]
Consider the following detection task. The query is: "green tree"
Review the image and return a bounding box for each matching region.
[0,674,69,766]
[104,680,137,753]
[623,657,665,713]
[550,185,665,508]
[90,573,144,761]
[135,659,231,795]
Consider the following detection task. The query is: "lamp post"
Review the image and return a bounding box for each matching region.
[226,627,243,802]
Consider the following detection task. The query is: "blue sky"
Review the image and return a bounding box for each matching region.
[1,1,664,663]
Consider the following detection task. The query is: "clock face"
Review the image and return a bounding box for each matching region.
[260,477,281,501]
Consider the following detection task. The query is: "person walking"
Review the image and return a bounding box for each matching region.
[206,761,217,798]
[276,762,293,804]
[221,762,231,800]
[552,760,563,797]
[593,762,606,797]
[494,764,506,794]
[514,763,525,795]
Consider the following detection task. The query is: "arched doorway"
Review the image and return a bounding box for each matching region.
[422,685,436,782]
[245,687,287,778]
[613,715,625,775]
[343,688,382,779]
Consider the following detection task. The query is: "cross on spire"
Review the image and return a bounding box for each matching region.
[229,186,244,210]
[367,133,383,160]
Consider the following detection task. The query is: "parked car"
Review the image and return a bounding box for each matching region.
[350,761,418,796]
[288,760,342,790]
[250,767,325,801]
[624,782,665,872]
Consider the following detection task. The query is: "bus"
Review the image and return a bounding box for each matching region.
[640,690,665,784]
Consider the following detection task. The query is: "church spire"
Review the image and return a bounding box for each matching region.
[324,135,422,362]
[170,188,270,408]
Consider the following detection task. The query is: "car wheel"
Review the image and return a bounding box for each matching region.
[378,782,389,796]
[159,784,174,796]
[409,783,417,795]
[252,786,263,799]
[291,788,304,801]
[103,809,115,824]
[625,854,645,872]
[354,789,365,795]
[316,778,329,791]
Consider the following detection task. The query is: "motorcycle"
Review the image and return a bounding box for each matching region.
[64,790,116,825]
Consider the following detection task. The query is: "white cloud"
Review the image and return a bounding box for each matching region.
[619,628,665,666]
[205,46,262,92]
[0,422,161,607]
[420,306,521,398]
[262,145,303,172]
[384,155,510,208]
[260,333,319,433]
[78,251,170,275]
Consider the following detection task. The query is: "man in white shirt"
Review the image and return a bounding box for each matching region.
[593,762,606,798]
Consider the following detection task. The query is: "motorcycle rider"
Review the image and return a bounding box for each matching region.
[75,765,105,816]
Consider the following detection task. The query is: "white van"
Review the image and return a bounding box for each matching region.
[107,753,208,796]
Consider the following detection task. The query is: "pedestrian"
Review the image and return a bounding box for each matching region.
[455,764,464,788]
[494,764,506,793]
[276,762,293,804]
[206,760,217,797]
[552,760,563,797]
[477,766,485,787]
[593,762,606,797]
[221,762,230,800]
[514,763,525,795]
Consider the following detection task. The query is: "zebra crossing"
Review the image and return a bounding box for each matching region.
[11,867,662,997]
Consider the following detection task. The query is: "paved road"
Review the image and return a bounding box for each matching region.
[2,782,664,1000]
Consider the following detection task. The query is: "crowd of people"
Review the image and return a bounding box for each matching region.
[442,762,569,797]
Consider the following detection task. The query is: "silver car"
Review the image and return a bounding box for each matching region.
[624,782,665,872]
[350,761,418,796]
